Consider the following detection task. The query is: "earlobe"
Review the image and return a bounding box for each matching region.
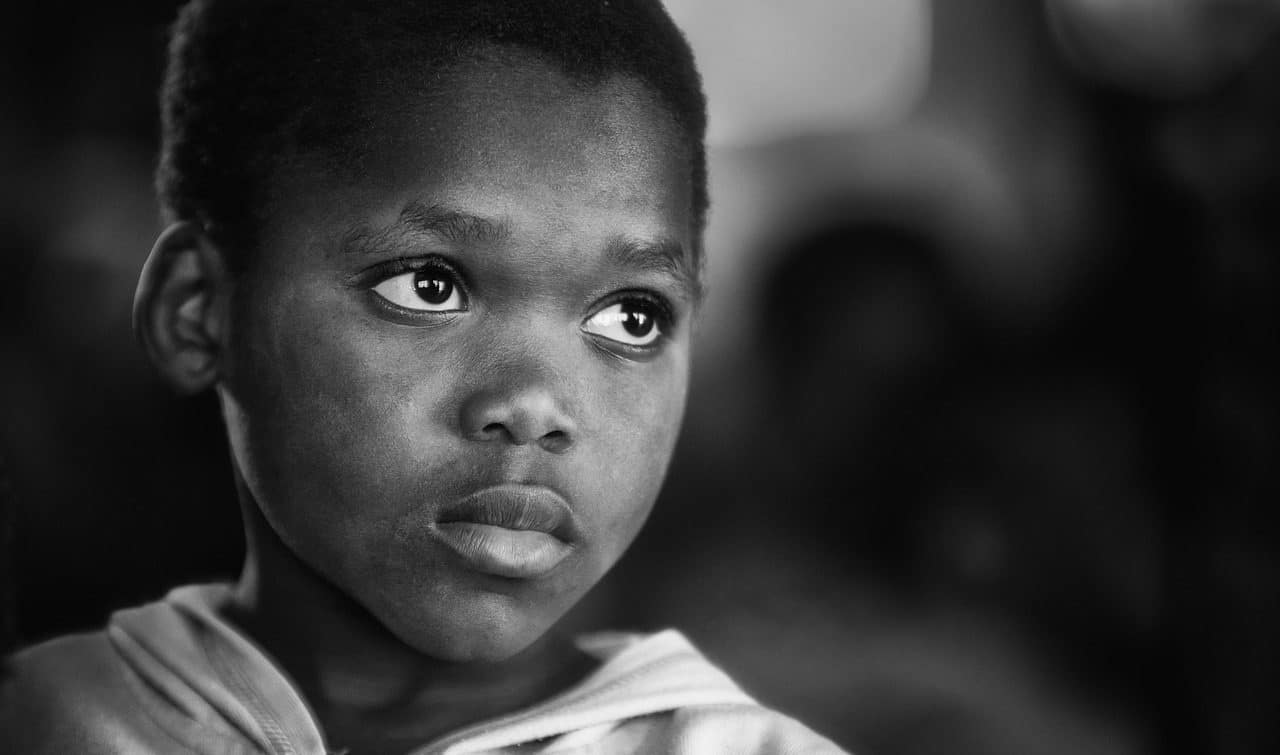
[134,222,231,394]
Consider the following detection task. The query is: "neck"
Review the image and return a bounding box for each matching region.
[219,480,597,753]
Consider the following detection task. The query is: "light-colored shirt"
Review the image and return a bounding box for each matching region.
[0,584,845,753]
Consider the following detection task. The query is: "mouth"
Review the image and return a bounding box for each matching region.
[433,484,577,579]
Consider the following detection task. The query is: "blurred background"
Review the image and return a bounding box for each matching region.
[2,1,1279,753]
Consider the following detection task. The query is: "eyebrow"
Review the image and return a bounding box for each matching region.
[340,202,509,255]
[398,201,510,244]
[605,236,703,303]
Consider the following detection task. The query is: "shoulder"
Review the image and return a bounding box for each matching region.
[0,632,183,753]
[0,633,136,752]
[564,629,849,753]
[2,632,124,713]
[656,702,850,754]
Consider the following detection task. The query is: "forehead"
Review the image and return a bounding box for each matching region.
[262,50,695,263]
[421,49,689,184]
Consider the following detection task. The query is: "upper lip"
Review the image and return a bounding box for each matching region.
[437,483,578,542]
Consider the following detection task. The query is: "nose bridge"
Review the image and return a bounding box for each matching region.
[458,320,578,451]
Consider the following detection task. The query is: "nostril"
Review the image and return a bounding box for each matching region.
[539,430,572,454]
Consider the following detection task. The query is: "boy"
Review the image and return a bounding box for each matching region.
[0,0,844,752]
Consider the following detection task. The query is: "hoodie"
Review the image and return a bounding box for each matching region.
[0,585,844,753]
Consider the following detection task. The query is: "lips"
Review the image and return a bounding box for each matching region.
[433,484,577,578]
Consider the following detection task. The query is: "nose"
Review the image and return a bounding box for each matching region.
[459,370,577,454]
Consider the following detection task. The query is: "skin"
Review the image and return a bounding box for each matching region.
[136,51,698,753]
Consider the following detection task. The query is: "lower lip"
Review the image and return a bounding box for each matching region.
[434,522,572,579]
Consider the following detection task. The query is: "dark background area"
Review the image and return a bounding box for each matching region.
[2,2,1279,754]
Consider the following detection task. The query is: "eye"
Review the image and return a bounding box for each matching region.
[372,266,466,312]
[583,296,667,347]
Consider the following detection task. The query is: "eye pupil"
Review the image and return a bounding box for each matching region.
[622,304,654,337]
[413,270,453,304]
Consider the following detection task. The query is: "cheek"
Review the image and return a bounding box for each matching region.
[582,354,689,538]
[226,285,457,545]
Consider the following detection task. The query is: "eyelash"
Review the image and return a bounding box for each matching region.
[584,290,677,354]
[359,255,464,285]
[358,255,470,311]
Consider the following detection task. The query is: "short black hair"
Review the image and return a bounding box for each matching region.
[157,0,708,272]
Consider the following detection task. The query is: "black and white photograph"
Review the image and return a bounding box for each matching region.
[2,1,1278,753]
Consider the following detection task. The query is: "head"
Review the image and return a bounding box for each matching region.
[134,0,706,662]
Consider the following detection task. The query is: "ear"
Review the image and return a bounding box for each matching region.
[133,222,232,394]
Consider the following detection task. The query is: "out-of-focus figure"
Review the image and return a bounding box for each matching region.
[1049,0,1280,96]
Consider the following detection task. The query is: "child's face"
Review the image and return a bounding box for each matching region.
[218,55,696,660]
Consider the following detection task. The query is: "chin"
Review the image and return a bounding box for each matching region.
[374,586,559,664]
